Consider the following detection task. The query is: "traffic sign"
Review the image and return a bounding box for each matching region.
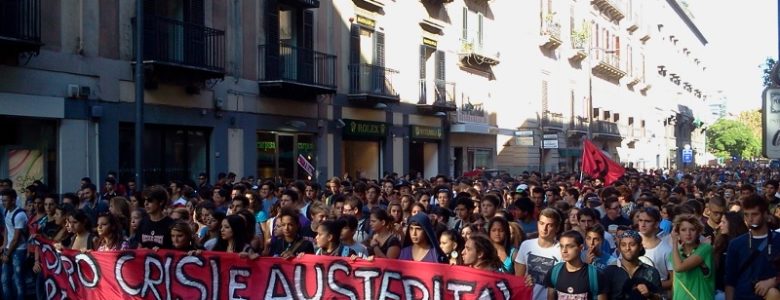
[682,149,693,164]
[297,154,315,177]
[763,87,780,158]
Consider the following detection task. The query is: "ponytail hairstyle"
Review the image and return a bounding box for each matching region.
[318,219,346,245]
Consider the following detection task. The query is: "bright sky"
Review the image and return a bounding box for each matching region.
[693,0,778,114]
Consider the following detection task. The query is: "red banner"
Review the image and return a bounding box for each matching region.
[582,139,625,186]
[35,238,531,300]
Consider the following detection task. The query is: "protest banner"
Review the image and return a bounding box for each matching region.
[35,238,531,300]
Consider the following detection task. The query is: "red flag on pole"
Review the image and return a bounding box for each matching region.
[581,140,625,186]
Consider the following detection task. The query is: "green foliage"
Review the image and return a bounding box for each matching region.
[737,109,762,140]
[762,57,776,87]
[706,119,761,159]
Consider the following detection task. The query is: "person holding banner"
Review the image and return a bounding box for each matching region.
[213,215,252,254]
[366,207,401,259]
[170,221,201,252]
[399,213,446,263]
[58,210,96,251]
[269,207,314,258]
[313,219,355,257]
[95,213,128,251]
[1,189,28,300]
[135,186,173,249]
[462,233,504,272]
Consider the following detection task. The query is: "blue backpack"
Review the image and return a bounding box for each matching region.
[550,262,599,300]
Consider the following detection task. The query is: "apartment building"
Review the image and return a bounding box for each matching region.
[0,0,711,194]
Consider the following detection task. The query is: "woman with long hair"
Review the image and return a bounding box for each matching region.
[95,213,128,251]
[399,194,413,221]
[109,196,131,234]
[213,214,251,254]
[670,214,715,299]
[170,221,201,252]
[58,209,96,251]
[51,204,74,243]
[387,201,405,238]
[713,211,748,296]
[314,219,355,257]
[268,208,314,258]
[202,211,226,250]
[129,191,144,211]
[487,217,517,273]
[127,208,148,249]
[461,234,503,273]
[366,207,401,259]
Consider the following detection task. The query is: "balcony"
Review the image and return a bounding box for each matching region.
[541,111,565,132]
[421,0,454,4]
[133,15,225,84]
[459,40,499,67]
[626,12,640,33]
[626,74,642,87]
[539,22,562,50]
[591,120,622,141]
[630,126,645,140]
[258,43,337,99]
[280,0,320,9]
[591,0,624,22]
[592,53,626,80]
[417,79,457,113]
[454,103,488,124]
[568,116,589,137]
[0,0,42,56]
[348,63,400,103]
[639,24,652,42]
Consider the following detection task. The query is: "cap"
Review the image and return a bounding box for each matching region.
[516,184,528,192]
[394,179,411,188]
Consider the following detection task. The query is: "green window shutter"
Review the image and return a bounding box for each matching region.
[265,0,280,80]
[374,31,385,67]
[462,7,468,41]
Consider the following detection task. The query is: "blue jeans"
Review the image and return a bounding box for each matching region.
[1,249,27,300]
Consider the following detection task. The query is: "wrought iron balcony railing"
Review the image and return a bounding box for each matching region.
[541,111,565,131]
[133,15,225,73]
[0,0,41,51]
[569,116,590,132]
[258,43,337,91]
[348,63,400,100]
[419,79,456,106]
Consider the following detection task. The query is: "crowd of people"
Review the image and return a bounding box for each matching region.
[1,167,780,299]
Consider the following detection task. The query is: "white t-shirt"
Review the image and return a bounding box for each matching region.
[515,238,562,300]
[641,237,673,281]
[4,207,28,251]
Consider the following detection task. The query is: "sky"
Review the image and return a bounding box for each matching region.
[693,0,778,114]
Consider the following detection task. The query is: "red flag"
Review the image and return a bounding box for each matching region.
[581,140,625,186]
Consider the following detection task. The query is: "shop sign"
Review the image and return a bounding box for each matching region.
[257,141,276,150]
[559,148,582,157]
[343,119,386,139]
[410,125,442,140]
[423,37,438,48]
[542,139,559,149]
[356,15,375,29]
[298,142,314,152]
[516,136,534,146]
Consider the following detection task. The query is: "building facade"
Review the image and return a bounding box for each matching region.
[0,0,711,195]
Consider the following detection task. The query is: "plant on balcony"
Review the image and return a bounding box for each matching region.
[571,21,591,50]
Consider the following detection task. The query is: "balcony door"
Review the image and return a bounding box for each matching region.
[144,0,205,66]
[266,0,314,82]
[350,23,385,93]
[419,45,446,104]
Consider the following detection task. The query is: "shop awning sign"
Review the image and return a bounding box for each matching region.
[343,119,387,139]
[410,125,442,140]
[297,154,315,177]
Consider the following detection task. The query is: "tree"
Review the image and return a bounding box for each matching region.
[706,119,761,159]
[737,109,762,141]
[762,57,776,87]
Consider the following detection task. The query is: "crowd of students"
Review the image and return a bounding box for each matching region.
[1,167,779,299]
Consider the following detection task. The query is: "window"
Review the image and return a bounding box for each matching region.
[467,148,492,170]
[256,132,316,180]
[462,7,484,49]
[119,124,210,185]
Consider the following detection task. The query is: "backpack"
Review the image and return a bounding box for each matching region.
[10,208,29,242]
[550,262,599,300]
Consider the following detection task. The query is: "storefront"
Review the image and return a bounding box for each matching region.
[256,132,316,180]
[341,119,386,180]
[0,116,58,194]
[118,123,210,185]
[409,125,441,178]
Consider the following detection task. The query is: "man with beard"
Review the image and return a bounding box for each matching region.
[725,195,780,300]
[604,230,662,299]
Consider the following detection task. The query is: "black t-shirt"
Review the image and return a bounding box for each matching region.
[604,263,662,300]
[270,236,315,257]
[136,216,174,249]
[543,263,606,299]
